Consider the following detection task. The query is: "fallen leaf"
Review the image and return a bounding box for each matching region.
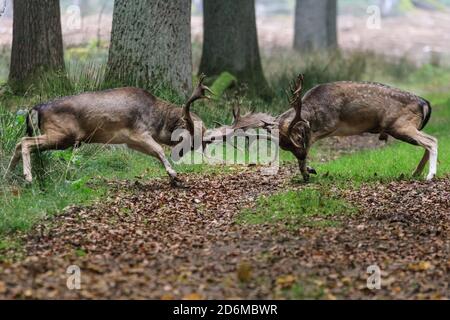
[237,261,252,283]
[276,275,296,288]
[183,293,203,300]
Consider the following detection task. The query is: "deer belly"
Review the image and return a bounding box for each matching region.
[87,128,133,144]
[332,121,377,137]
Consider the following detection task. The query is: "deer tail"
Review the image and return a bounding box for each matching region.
[418,98,432,131]
[26,108,40,137]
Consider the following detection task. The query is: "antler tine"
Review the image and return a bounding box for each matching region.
[184,74,214,134]
[286,73,305,108]
[293,73,304,96]
[199,74,214,97]
[232,103,241,127]
[290,80,296,95]
[233,104,240,117]
[198,73,207,85]
[285,88,293,104]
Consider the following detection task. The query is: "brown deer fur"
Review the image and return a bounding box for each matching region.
[212,76,437,182]
[5,77,212,187]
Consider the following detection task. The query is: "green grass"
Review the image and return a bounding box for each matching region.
[238,188,357,227]
[281,282,326,300]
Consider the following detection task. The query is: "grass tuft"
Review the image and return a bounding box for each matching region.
[238,188,357,227]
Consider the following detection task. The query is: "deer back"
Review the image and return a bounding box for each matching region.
[299,81,431,139]
[30,87,204,147]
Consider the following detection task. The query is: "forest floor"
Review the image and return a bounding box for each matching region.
[0,135,447,299]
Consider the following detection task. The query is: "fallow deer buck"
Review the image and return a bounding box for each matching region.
[4,76,213,187]
[210,74,437,182]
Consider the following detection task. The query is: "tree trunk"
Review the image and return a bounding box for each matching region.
[294,0,338,52]
[106,0,192,96]
[199,0,270,98]
[327,0,338,49]
[9,0,65,93]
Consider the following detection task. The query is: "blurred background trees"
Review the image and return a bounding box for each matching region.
[8,0,64,93]
[105,0,192,95]
[294,0,337,51]
[1,0,450,96]
[199,0,270,98]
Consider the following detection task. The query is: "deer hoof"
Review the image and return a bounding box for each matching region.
[302,173,310,182]
[307,166,317,175]
[170,177,188,189]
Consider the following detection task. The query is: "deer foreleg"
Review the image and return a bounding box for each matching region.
[128,134,183,187]
[298,157,309,182]
[294,147,314,182]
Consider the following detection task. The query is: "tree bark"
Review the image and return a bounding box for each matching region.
[327,0,338,49]
[106,0,192,96]
[9,0,65,93]
[294,0,338,52]
[199,0,269,97]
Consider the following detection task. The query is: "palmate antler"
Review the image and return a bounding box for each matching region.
[184,74,214,133]
[289,73,304,113]
[287,73,309,150]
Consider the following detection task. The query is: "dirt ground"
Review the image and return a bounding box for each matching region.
[0,151,447,299]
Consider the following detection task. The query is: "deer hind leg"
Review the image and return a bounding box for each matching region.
[389,126,438,181]
[127,133,182,187]
[20,135,55,182]
[4,142,23,179]
[413,150,430,177]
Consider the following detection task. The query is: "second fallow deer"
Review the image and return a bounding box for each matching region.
[278,77,437,181]
[210,75,437,182]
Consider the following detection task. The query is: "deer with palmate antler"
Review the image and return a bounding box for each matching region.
[4,76,213,187]
[208,74,438,182]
